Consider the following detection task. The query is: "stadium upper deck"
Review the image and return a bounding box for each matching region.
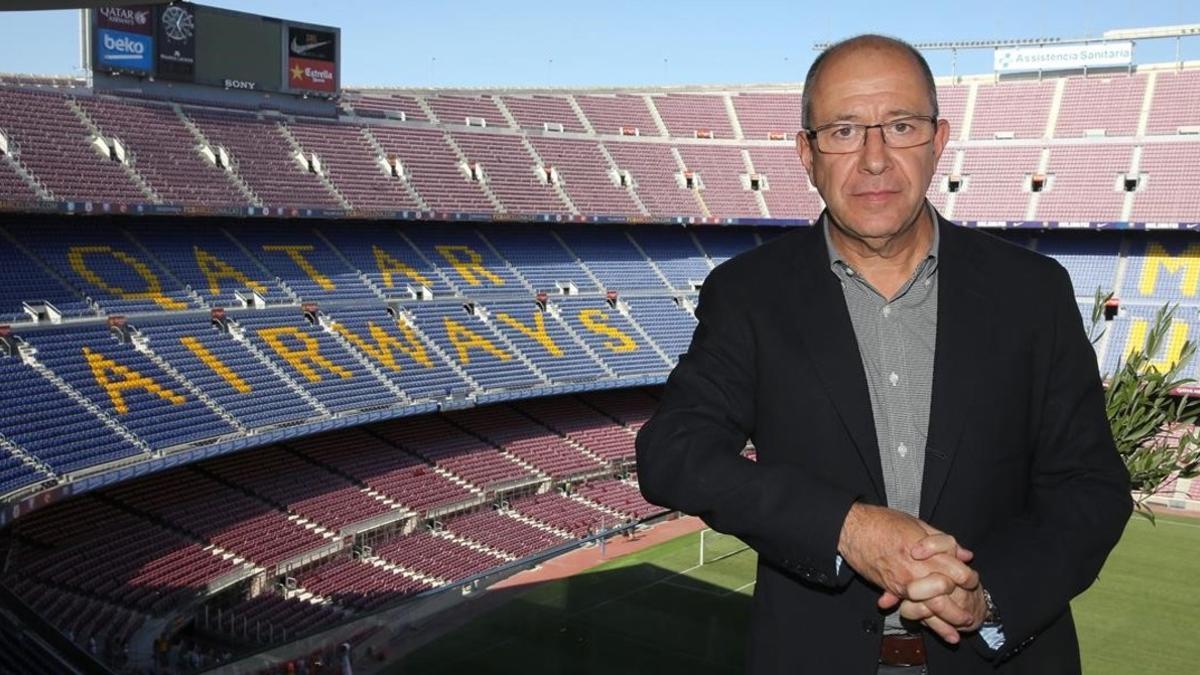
[0,61,1198,225]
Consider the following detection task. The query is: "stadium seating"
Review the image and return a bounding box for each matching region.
[557,226,671,290]
[481,225,601,293]
[745,146,823,219]
[1055,74,1146,138]
[604,142,705,217]
[133,314,323,429]
[442,506,571,558]
[426,95,509,128]
[0,67,1198,226]
[187,109,341,209]
[4,61,1200,671]
[372,529,506,581]
[0,347,143,478]
[450,131,567,215]
[370,414,536,490]
[508,491,611,537]
[474,299,608,383]
[501,94,587,133]
[450,404,607,478]
[525,136,643,217]
[730,92,802,140]
[1130,145,1200,222]
[951,147,1042,221]
[574,94,660,136]
[292,556,431,612]
[7,496,242,613]
[514,395,638,463]
[210,592,345,643]
[0,89,146,203]
[654,94,735,139]
[106,468,333,569]
[1145,69,1200,135]
[232,308,405,413]
[198,445,397,532]
[22,325,234,449]
[286,428,476,513]
[78,97,246,207]
[575,479,662,519]
[551,297,672,377]
[970,80,1055,140]
[288,120,420,211]
[1034,145,1132,222]
[125,221,292,306]
[17,223,201,315]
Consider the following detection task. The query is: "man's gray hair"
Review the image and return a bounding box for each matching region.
[801,34,939,130]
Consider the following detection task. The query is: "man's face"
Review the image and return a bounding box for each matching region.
[796,47,950,241]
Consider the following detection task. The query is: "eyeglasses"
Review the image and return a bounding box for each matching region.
[805,115,937,154]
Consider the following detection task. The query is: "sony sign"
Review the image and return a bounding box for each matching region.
[224,79,258,90]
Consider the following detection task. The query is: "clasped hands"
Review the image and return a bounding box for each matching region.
[838,503,988,644]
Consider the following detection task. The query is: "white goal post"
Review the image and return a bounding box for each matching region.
[698,528,751,566]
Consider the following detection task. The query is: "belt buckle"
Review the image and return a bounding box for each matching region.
[879,633,926,667]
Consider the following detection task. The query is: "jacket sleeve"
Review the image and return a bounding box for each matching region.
[970,263,1132,661]
[636,264,859,586]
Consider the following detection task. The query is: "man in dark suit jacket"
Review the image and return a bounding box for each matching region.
[635,34,1131,674]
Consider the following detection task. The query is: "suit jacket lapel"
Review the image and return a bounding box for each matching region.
[920,215,993,521]
[787,223,886,503]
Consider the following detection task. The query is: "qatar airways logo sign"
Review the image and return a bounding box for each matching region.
[96,5,153,34]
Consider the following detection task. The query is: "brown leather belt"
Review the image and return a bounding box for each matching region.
[880,633,926,666]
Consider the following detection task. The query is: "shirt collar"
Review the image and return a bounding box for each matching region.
[822,202,940,279]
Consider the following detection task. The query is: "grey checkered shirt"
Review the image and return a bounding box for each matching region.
[824,211,940,634]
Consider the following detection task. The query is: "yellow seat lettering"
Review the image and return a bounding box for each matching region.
[373,246,433,289]
[494,311,564,357]
[333,320,433,371]
[180,336,251,394]
[83,346,186,414]
[443,317,510,365]
[435,245,504,287]
[67,246,187,311]
[1138,242,1200,298]
[1123,319,1190,373]
[577,309,637,353]
[261,245,335,291]
[194,247,268,298]
[257,326,352,382]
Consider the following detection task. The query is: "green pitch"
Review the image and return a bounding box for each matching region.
[395,514,1199,674]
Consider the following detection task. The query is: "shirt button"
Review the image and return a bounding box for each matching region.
[889,372,899,386]
[898,443,908,457]
[882,306,891,317]
[925,278,932,287]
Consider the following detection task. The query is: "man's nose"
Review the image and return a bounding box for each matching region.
[857,126,890,175]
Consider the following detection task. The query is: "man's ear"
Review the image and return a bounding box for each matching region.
[796,131,816,183]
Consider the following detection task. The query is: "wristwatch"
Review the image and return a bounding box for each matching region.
[982,588,1001,624]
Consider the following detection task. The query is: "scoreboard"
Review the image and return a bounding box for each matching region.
[86,2,339,97]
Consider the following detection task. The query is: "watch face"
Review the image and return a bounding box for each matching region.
[161,6,193,41]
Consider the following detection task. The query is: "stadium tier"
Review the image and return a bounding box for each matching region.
[1,218,1200,502]
[3,64,1200,224]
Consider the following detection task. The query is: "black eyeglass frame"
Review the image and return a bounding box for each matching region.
[803,115,939,154]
